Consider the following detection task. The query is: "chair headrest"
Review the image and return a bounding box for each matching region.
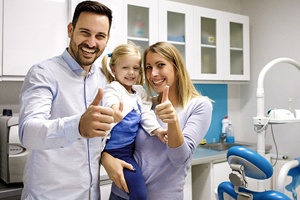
[227,146,273,179]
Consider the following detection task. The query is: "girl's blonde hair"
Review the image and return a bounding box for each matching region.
[102,43,144,85]
[143,42,210,108]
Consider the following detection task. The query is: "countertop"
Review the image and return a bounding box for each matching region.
[192,140,273,165]
[0,180,23,199]
[192,147,227,165]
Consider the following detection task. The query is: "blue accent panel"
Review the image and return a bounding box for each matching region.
[194,84,228,143]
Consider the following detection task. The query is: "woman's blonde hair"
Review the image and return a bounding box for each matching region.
[102,43,144,85]
[143,42,209,108]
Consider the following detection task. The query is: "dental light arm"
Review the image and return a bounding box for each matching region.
[254,58,300,191]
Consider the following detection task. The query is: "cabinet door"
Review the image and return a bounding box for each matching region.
[0,0,2,77]
[122,0,159,53]
[100,166,112,200]
[193,7,224,80]
[158,1,194,77]
[223,12,250,81]
[184,167,192,200]
[100,182,112,200]
[213,161,232,199]
[192,163,213,200]
[3,0,68,77]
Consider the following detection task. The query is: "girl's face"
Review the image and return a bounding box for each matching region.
[111,55,141,93]
[145,52,176,94]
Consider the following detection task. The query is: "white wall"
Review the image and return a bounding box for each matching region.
[238,0,300,159]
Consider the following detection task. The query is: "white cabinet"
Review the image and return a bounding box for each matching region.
[0,0,2,77]
[223,12,250,81]
[100,166,112,200]
[191,161,232,200]
[193,7,250,81]
[0,0,249,82]
[101,181,112,200]
[212,161,232,200]
[2,0,69,79]
[123,0,159,52]
[158,1,194,74]
[184,167,192,200]
[193,7,224,81]
[192,163,212,200]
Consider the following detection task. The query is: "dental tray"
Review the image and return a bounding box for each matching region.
[269,118,300,124]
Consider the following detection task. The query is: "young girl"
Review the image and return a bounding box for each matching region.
[101,43,166,200]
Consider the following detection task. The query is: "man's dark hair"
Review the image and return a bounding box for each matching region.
[72,1,113,32]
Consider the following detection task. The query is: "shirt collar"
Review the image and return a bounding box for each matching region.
[62,49,96,76]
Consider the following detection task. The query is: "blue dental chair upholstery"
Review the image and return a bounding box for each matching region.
[277,157,300,200]
[217,146,290,200]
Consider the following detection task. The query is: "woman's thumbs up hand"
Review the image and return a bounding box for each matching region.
[161,84,169,102]
[155,85,177,124]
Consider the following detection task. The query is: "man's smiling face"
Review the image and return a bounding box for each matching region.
[67,11,110,70]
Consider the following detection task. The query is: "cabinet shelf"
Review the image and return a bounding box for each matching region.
[127,36,149,42]
[230,47,243,51]
[201,44,217,49]
[168,41,185,46]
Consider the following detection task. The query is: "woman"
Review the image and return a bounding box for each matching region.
[101,42,213,200]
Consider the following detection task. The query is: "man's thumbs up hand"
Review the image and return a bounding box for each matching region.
[79,88,114,138]
[90,88,103,106]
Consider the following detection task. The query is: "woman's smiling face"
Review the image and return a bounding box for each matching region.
[145,52,176,94]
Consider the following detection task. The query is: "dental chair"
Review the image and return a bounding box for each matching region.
[217,146,290,200]
[277,158,300,200]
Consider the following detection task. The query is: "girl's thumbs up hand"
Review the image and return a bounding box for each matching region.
[155,85,177,124]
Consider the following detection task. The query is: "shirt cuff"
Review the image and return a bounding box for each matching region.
[63,114,84,143]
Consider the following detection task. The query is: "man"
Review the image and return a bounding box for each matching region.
[19,1,114,199]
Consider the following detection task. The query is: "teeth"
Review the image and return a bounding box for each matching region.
[82,47,95,53]
[153,80,164,84]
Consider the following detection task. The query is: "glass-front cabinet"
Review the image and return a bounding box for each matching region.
[223,12,250,81]
[193,7,249,81]
[158,1,194,75]
[193,7,224,80]
[123,0,159,53]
